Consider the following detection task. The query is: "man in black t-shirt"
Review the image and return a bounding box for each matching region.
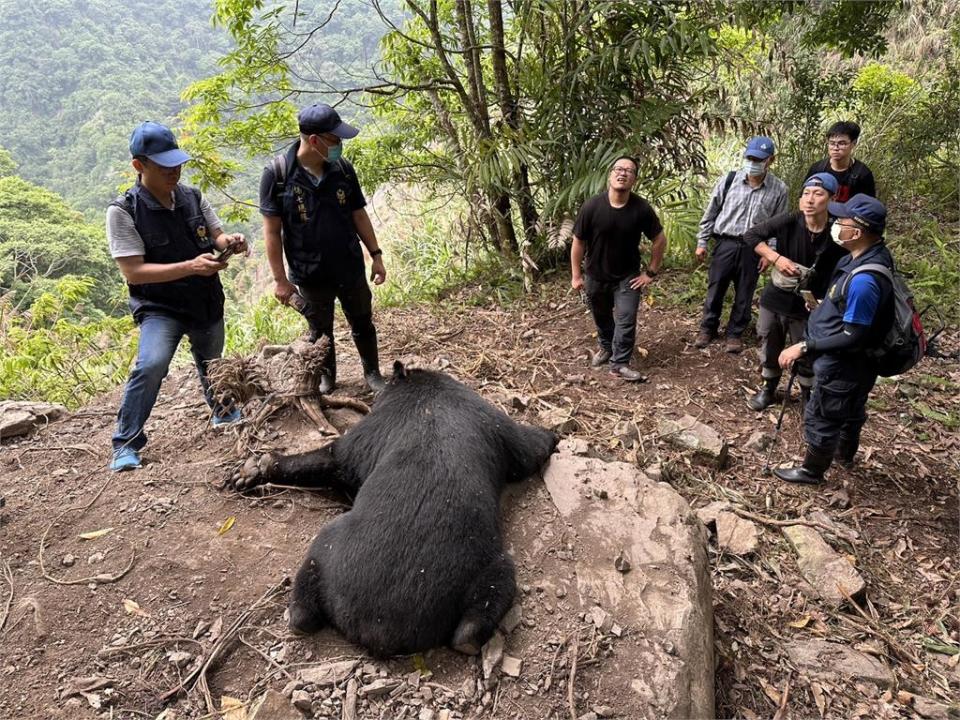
[259,103,387,393]
[745,173,846,411]
[571,156,667,382]
[804,121,876,203]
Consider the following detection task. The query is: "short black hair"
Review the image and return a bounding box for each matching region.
[826,121,861,143]
[610,155,639,173]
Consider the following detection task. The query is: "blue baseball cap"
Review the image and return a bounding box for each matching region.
[829,193,887,234]
[744,136,776,159]
[298,103,359,139]
[129,122,191,167]
[803,172,839,195]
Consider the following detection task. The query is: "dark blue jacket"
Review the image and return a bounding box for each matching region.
[113,183,224,326]
[807,241,894,364]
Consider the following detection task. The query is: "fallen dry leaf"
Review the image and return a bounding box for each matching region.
[220,695,246,720]
[217,516,236,535]
[122,599,150,618]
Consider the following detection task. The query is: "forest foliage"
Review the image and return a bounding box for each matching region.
[1,0,958,408]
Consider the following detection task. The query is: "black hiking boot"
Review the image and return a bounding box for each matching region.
[355,333,386,394]
[774,446,834,485]
[748,377,779,411]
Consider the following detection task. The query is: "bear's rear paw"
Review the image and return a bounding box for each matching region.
[222,453,274,492]
[451,618,486,655]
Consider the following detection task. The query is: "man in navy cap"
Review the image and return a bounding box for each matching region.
[744,172,847,411]
[694,136,788,353]
[259,103,387,394]
[107,121,248,471]
[775,194,895,484]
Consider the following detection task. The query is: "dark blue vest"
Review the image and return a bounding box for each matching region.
[807,241,894,354]
[273,142,364,284]
[113,183,224,326]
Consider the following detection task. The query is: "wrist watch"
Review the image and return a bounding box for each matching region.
[370,249,383,257]
[799,341,808,355]
[645,268,658,278]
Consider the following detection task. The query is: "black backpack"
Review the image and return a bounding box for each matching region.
[839,263,926,376]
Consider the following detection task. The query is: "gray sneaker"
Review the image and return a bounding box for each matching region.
[590,348,612,368]
[609,365,648,382]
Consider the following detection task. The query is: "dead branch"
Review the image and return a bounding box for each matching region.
[567,635,579,720]
[157,578,290,711]
[730,507,838,535]
[836,584,922,670]
[0,560,13,633]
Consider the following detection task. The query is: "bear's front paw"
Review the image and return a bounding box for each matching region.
[223,452,274,492]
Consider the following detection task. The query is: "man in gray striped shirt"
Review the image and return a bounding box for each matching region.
[694,136,788,353]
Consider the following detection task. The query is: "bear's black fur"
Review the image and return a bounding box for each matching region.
[228,363,557,656]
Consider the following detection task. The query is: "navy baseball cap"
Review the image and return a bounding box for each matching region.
[803,172,839,195]
[129,122,191,167]
[829,193,887,234]
[744,136,775,159]
[298,103,359,138]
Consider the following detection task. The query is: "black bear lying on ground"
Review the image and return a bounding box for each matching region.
[226,362,558,657]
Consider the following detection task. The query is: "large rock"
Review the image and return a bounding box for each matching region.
[657,415,729,468]
[715,512,759,555]
[782,526,865,605]
[785,639,894,687]
[0,401,67,439]
[542,440,714,719]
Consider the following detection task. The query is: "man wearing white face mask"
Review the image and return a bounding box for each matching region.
[775,194,894,485]
[260,103,387,393]
[694,136,788,354]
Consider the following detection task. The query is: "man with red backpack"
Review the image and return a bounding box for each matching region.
[775,194,896,484]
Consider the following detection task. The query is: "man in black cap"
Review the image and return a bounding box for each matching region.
[107,121,248,472]
[744,172,846,411]
[260,103,386,393]
[775,194,895,485]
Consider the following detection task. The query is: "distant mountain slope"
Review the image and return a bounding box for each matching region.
[0,0,229,214]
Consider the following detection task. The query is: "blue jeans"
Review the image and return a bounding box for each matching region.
[112,313,225,452]
[584,274,642,366]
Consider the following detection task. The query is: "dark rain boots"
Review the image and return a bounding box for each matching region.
[748,377,779,411]
[318,340,336,394]
[354,333,386,393]
[773,445,834,485]
[835,431,860,468]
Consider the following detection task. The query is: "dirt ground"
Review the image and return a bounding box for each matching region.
[1,275,957,719]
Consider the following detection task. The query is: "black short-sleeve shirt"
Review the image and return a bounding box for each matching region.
[804,159,876,203]
[573,192,663,282]
[259,142,367,283]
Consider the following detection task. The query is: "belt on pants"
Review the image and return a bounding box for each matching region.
[713,233,745,244]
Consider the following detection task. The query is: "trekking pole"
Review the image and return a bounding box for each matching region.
[761,365,799,476]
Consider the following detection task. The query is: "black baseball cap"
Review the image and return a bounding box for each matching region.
[297,103,359,138]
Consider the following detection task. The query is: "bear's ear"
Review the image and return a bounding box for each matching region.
[392,360,407,379]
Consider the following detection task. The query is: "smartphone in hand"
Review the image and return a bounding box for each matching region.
[215,244,238,262]
[801,289,819,309]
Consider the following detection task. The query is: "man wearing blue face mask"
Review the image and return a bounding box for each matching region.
[260,103,387,393]
[694,136,788,354]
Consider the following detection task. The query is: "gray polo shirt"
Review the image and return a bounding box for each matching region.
[106,192,222,258]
